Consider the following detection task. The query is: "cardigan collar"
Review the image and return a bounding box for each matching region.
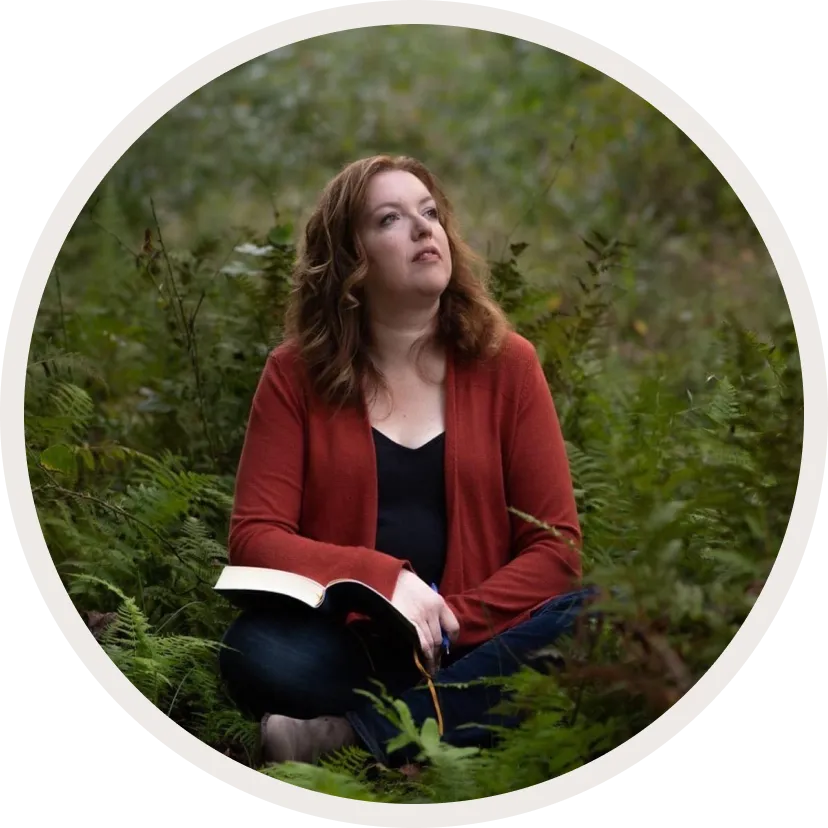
[352,342,463,591]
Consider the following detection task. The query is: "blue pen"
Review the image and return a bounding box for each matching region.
[431,582,451,654]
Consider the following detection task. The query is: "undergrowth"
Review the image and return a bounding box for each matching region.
[26,215,802,801]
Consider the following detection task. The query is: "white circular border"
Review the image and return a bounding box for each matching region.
[2,2,825,825]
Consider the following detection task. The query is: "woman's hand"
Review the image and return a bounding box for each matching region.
[391,569,460,673]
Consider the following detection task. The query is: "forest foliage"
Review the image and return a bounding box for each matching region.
[25,26,801,801]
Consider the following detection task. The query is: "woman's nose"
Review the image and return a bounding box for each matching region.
[412,215,432,237]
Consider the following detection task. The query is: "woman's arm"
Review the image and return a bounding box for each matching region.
[443,344,582,647]
[228,349,407,600]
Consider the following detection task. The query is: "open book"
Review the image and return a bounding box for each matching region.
[213,565,419,644]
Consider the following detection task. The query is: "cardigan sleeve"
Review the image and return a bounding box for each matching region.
[227,349,408,601]
[443,344,583,646]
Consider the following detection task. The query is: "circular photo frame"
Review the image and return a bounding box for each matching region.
[3,2,825,825]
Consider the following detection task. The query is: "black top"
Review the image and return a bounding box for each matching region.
[372,427,448,588]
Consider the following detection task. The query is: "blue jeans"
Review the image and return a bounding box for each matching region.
[218,587,593,766]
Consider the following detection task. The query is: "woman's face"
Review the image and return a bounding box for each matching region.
[356,170,452,305]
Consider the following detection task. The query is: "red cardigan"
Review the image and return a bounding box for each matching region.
[228,330,582,648]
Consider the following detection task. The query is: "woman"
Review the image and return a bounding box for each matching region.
[219,154,589,768]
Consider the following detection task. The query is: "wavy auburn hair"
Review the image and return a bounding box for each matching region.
[282,155,512,408]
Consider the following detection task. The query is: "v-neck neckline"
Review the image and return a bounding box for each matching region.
[371,426,445,452]
[360,344,457,559]
[359,345,454,443]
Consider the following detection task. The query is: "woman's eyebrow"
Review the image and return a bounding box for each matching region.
[369,196,435,214]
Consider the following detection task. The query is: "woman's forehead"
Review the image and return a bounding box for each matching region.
[363,170,432,208]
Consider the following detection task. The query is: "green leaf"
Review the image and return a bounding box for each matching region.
[419,717,441,753]
[647,500,687,531]
[40,444,76,475]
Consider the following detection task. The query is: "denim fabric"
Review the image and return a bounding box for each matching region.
[219,587,594,766]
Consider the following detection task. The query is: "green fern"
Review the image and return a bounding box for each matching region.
[705,377,739,426]
[25,218,802,800]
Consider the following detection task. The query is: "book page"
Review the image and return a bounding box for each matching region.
[213,566,325,607]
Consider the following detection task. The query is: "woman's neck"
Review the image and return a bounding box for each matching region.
[367,301,441,371]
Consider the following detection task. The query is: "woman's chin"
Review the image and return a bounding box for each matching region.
[411,271,451,296]
[414,283,450,303]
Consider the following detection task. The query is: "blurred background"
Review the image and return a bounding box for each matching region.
[23,27,801,791]
[56,25,784,349]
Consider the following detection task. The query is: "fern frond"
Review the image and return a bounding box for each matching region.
[27,351,107,388]
[705,377,739,426]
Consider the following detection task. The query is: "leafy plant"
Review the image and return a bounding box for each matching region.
[26,134,800,798]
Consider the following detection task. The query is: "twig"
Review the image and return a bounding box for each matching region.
[252,171,281,226]
[150,200,187,327]
[149,198,218,465]
[37,465,211,586]
[499,134,578,262]
[88,214,165,298]
[188,233,243,330]
[167,666,197,717]
[569,613,604,726]
[507,506,583,569]
[88,216,140,260]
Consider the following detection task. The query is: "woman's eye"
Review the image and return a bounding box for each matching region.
[379,207,438,226]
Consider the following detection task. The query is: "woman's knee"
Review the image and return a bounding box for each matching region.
[220,607,351,684]
[218,607,373,719]
[529,586,597,625]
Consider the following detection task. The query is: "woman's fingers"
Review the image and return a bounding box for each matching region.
[424,611,443,667]
[416,620,437,673]
[391,571,457,673]
[439,602,460,643]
